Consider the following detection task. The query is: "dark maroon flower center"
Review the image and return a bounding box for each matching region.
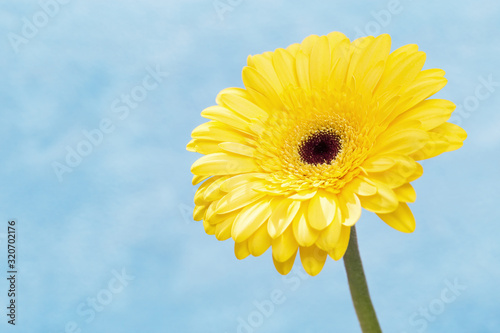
[298,130,341,165]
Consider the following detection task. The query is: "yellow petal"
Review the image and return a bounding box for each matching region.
[393,183,416,203]
[206,207,240,225]
[194,176,218,205]
[367,156,418,188]
[354,34,391,83]
[346,36,375,82]
[268,199,301,238]
[295,50,311,91]
[215,214,237,241]
[235,241,250,259]
[309,36,331,90]
[338,192,361,227]
[286,43,300,56]
[249,52,284,94]
[389,44,418,58]
[231,199,272,242]
[203,176,228,201]
[273,250,297,275]
[392,99,455,131]
[192,174,209,185]
[272,48,298,89]
[330,225,351,260]
[307,190,337,230]
[218,142,256,157]
[432,122,467,147]
[375,48,425,94]
[362,155,399,172]
[359,181,399,213]
[218,86,273,115]
[329,39,351,88]
[191,152,261,176]
[345,176,377,196]
[242,66,282,110]
[187,139,222,155]
[316,208,342,251]
[292,204,320,247]
[203,219,215,235]
[272,227,299,262]
[218,89,269,121]
[373,94,403,124]
[186,138,199,152]
[219,173,265,192]
[326,31,348,50]
[398,69,447,110]
[358,60,385,96]
[215,87,247,104]
[411,133,450,161]
[248,223,272,257]
[377,203,416,233]
[204,199,221,222]
[300,245,328,276]
[201,105,253,134]
[193,204,207,221]
[411,122,467,160]
[408,162,423,182]
[216,182,266,214]
[288,188,317,200]
[191,121,249,143]
[245,87,277,113]
[370,129,428,156]
[299,34,320,55]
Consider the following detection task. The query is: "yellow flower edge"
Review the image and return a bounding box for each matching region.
[187,32,466,276]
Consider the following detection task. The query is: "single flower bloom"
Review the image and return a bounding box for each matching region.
[187,32,466,276]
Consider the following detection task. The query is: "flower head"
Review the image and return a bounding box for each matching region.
[187,32,466,276]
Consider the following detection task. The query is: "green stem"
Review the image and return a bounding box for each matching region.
[343,226,382,333]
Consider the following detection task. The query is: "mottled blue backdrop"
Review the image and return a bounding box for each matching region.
[1,0,499,332]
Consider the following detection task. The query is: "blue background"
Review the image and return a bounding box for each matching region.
[1,1,499,332]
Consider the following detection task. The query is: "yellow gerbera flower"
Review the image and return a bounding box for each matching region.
[187,32,466,276]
